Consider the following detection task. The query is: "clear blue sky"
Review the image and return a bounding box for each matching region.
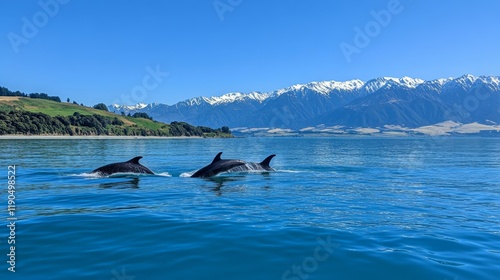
[1,0,499,106]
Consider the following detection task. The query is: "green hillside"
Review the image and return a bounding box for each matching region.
[13,97,109,115]
[0,97,232,137]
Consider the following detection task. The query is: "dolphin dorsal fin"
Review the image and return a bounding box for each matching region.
[211,152,223,163]
[260,154,276,167]
[127,156,143,164]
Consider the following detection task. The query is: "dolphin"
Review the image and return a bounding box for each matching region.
[228,154,276,172]
[191,152,246,178]
[91,156,154,176]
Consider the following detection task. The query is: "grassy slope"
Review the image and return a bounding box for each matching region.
[0,97,165,129]
[0,96,173,136]
[0,97,233,137]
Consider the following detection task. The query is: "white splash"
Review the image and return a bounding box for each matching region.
[155,172,172,177]
[180,171,195,178]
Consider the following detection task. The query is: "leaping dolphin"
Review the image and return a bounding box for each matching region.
[91,156,154,176]
[228,154,276,172]
[191,152,245,178]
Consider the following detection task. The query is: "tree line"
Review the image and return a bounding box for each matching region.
[1,85,232,137]
[1,86,61,102]
[169,122,230,137]
[0,110,231,137]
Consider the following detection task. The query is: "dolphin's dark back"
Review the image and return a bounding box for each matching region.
[127,156,143,165]
[228,154,276,172]
[259,154,276,171]
[191,152,245,178]
[92,156,154,176]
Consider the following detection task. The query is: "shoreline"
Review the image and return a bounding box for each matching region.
[0,135,205,140]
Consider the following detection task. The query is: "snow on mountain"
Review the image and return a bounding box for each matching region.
[456,74,478,85]
[111,76,427,110]
[111,103,148,111]
[481,75,500,87]
[434,78,454,85]
[398,76,425,87]
[442,74,478,92]
[414,78,453,92]
[202,91,270,105]
[361,76,425,94]
[275,79,364,96]
[158,79,365,109]
[179,97,208,107]
[472,76,500,91]
[108,74,500,130]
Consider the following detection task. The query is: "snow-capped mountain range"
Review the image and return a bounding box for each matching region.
[109,75,500,130]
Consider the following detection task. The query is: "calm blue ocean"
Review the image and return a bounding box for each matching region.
[0,137,499,280]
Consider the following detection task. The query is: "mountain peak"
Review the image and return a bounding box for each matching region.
[378,76,425,87]
[111,103,148,110]
[276,79,364,96]
[107,74,499,131]
[202,91,269,105]
[362,76,424,94]
[456,74,478,84]
[441,74,480,92]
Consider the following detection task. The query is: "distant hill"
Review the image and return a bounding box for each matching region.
[0,97,232,137]
[109,75,500,131]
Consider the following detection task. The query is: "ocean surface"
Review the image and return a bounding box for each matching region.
[0,137,499,280]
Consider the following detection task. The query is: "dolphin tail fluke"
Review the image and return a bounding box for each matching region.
[260,154,276,168]
[127,156,144,164]
[211,152,223,163]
